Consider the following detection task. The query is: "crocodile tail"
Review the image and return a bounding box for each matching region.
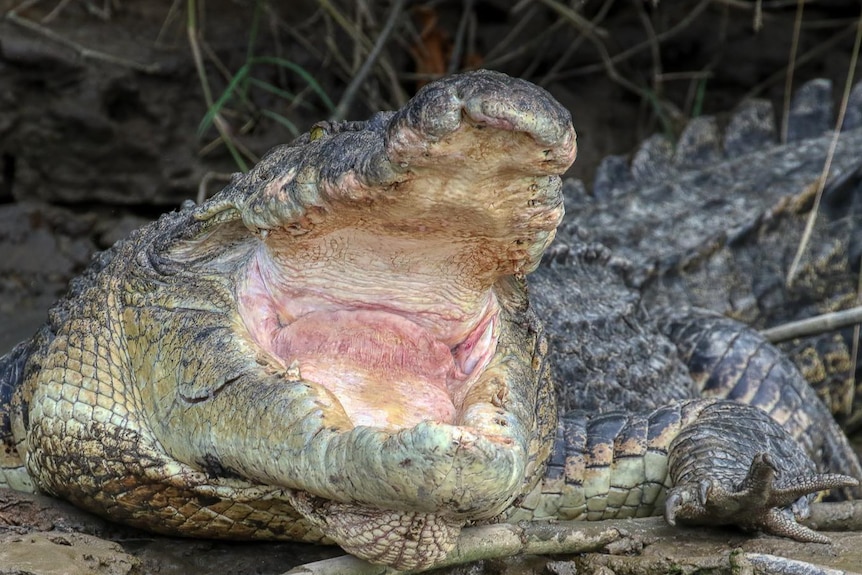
[504,400,715,522]
[0,334,39,491]
[659,309,862,498]
[505,397,853,541]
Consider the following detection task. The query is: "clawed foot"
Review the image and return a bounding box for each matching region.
[665,453,859,543]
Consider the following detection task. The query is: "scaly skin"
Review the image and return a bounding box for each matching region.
[560,78,862,430]
[0,70,858,571]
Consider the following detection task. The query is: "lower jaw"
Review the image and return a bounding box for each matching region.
[260,306,498,431]
[291,359,458,429]
[273,417,527,516]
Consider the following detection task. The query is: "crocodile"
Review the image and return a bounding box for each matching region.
[0,70,860,572]
[557,78,862,430]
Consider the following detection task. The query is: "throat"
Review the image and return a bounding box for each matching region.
[237,243,501,431]
[274,309,459,429]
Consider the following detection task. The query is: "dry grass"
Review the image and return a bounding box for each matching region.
[5,2,859,129]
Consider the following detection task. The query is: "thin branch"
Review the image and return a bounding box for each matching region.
[5,6,162,73]
[532,0,609,39]
[545,0,711,83]
[281,501,862,575]
[5,0,43,16]
[742,24,857,101]
[761,306,862,343]
[636,0,663,103]
[533,0,652,104]
[446,0,473,74]
[316,0,406,109]
[41,0,73,23]
[483,3,538,63]
[154,0,184,47]
[282,519,625,574]
[742,554,861,575]
[330,0,404,121]
[538,0,615,86]
[656,71,713,82]
[483,20,567,70]
[579,551,862,575]
[186,0,248,171]
[851,254,862,417]
[806,500,862,531]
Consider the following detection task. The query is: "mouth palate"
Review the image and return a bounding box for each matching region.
[274,308,497,430]
[239,254,501,431]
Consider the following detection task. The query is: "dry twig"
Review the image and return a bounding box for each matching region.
[781,0,806,145]
[281,501,862,575]
[761,306,862,343]
[316,0,406,109]
[185,0,250,171]
[330,0,404,121]
[282,519,625,575]
[5,0,162,73]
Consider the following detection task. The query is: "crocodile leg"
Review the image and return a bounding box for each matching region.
[643,309,862,539]
[504,399,857,542]
[664,400,853,542]
[658,310,862,491]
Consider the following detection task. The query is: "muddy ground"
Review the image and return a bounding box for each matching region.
[2,1,862,574]
[3,487,862,574]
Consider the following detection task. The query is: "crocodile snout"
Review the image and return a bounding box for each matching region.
[387,69,577,174]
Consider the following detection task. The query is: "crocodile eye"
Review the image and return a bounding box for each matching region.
[309,125,327,141]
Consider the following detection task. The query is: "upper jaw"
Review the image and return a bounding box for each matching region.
[220,66,576,465]
[200,71,576,273]
[385,68,576,174]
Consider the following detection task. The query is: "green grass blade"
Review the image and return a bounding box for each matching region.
[248,77,298,102]
[261,108,300,137]
[198,63,252,137]
[644,88,675,141]
[223,137,249,173]
[691,77,708,119]
[252,56,336,112]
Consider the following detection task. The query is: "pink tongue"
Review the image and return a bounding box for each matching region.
[273,310,457,429]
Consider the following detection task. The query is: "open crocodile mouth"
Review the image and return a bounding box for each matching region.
[235,103,575,432]
[219,71,577,442]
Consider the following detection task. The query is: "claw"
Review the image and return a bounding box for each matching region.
[664,480,712,526]
[665,451,859,543]
[738,453,778,492]
[664,488,683,526]
[696,478,713,507]
[761,508,830,544]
